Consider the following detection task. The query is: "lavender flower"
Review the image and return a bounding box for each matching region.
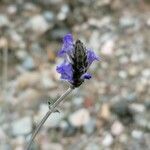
[57,34,99,88]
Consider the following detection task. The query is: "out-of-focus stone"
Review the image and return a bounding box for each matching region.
[72,97,84,108]
[11,117,32,136]
[102,133,113,147]
[85,143,100,150]
[22,56,36,70]
[101,39,115,56]
[69,108,90,127]
[34,104,63,128]
[41,143,63,150]
[99,103,110,121]
[25,15,51,35]
[129,103,146,114]
[16,72,40,90]
[83,118,96,134]
[57,4,70,21]
[0,14,9,27]
[131,130,143,140]
[111,121,124,136]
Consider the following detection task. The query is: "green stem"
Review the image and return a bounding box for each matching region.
[26,86,74,150]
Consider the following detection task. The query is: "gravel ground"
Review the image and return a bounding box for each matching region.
[0,0,150,150]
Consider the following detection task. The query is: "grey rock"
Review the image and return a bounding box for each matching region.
[0,144,12,150]
[83,118,96,134]
[69,108,90,127]
[131,130,143,140]
[111,121,124,136]
[50,28,69,40]
[43,11,54,22]
[57,4,70,21]
[22,56,35,70]
[11,117,32,136]
[102,133,113,147]
[129,103,146,114]
[0,14,9,27]
[34,104,63,128]
[85,143,101,150]
[25,15,51,34]
[72,97,84,108]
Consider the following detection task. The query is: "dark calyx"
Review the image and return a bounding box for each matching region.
[71,40,88,87]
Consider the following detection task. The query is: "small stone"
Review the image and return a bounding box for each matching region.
[22,56,35,70]
[41,143,63,150]
[43,11,54,22]
[72,97,84,107]
[131,130,143,140]
[119,15,139,28]
[0,128,6,141]
[40,70,56,89]
[83,118,96,134]
[101,39,115,56]
[102,133,113,147]
[118,70,127,79]
[111,121,124,136]
[50,28,69,40]
[7,5,17,15]
[34,104,63,128]
[11,117,32,136]
[57,4,70,21]
[129,103,145,114]
[0,14,9,27]
[128,66,139,77]
[26,15,51,34]
[69,108,90,127]
[16,72,40,90]
[99,103,110,121]
[111,100,131,118]
[62,122,76,136]
[0,144,11,150]
[85,143,100,150]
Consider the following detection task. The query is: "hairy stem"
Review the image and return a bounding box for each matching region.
[26,86,74,150]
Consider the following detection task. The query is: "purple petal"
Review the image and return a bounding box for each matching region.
[58,34,74,57]
[87,49,100,65]
[56,61,73,81]
[81,73,92,80]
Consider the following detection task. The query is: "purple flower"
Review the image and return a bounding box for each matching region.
[56,34,100,87]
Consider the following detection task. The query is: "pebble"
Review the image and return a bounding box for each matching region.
[7,5,17,15]
[111,121,124,136]
[102,133,113,147]
[0,128,7,141]
[0,144,12,150]
[0,14,9,27]
[69,108,90,127]
[99,103,110,121]
[41,143,63,150]
[83,118,96,134]
[101,39,115,56]
[57,4,70,20]
[85,143,100,150]
[62,122,76,136]
[16,72,40,90]
[119,15,139,29]
[43,11,54,22]
[11,117,32,136]
[131,130,143,140]
[25,15,51,34]
[129,103,146,114]
[34,104,63,128]
[72,97,84,108]
[40,70,56,89]
[22,56,35,70]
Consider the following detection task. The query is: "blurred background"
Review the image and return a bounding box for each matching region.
[0,0,150,150]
